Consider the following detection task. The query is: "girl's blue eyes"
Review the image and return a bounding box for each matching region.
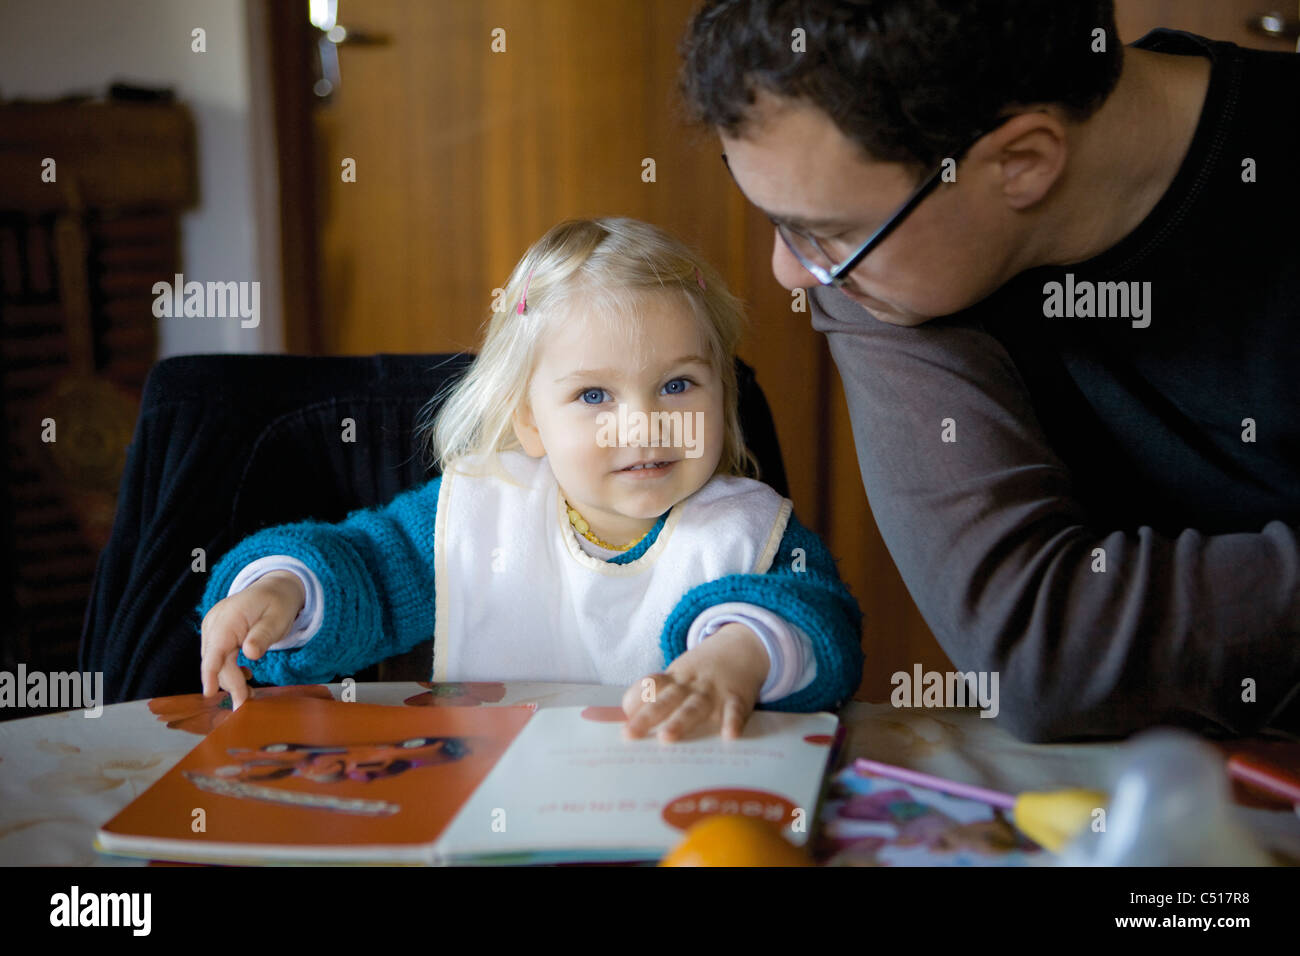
[578,378,695,405]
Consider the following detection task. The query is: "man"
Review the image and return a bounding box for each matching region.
[679,0,1300,741]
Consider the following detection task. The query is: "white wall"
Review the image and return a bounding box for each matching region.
[0,0,282,355]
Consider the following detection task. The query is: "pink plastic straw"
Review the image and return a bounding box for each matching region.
[853,757,1017,809]
[1227,754,1300,804]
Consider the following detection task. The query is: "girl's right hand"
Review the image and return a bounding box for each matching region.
[199,570,306,710]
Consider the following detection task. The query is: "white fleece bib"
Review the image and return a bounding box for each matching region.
[432,449,792,685]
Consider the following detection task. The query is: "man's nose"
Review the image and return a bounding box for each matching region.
[770,227,821,291]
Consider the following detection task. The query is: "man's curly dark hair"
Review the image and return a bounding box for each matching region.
[679,0,1123,179]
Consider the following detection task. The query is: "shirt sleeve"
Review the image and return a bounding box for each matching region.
[194,475,442,686]
[810,285,1300,742]
[226,555,325,650]
[686,601,818,702]
[661,508,864,713]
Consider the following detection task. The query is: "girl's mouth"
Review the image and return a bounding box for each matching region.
[617,460,677,476]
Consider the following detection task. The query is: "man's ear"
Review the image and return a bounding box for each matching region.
[512,402,545,457]
[988,110,1068,212]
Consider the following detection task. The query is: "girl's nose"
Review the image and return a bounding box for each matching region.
[618,399,682,446]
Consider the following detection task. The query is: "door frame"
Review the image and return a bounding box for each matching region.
[248,0,322,354]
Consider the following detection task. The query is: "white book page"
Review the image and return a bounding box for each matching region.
[433,706,840,861]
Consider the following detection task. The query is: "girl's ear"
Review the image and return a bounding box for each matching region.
[512,402,546,457]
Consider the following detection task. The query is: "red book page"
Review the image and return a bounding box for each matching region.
[100,696,534,852]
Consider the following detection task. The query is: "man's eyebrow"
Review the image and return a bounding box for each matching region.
[721,152,853,232]
[554,354,712,384]
[767,211,855,231]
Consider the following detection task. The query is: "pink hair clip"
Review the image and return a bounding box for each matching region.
[517,268,534,315]
[695,267,706,291]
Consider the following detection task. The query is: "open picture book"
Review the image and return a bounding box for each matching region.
[95,695,844,865]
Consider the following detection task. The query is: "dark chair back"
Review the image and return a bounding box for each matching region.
[79,353,789,702]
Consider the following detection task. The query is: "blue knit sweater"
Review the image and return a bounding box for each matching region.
[194,474,864,712]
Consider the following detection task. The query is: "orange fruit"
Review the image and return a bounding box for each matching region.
[659,814,814,867]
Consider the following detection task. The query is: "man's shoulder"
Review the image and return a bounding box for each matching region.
[1132,27,1295,66]
[1130,28,1226,57]
[808,285,988,349]
[1133,26,1300,96]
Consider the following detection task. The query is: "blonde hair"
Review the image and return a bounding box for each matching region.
[415,217,761,484]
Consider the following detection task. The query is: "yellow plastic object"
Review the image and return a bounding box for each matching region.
[1013,788,1109,853]
[659,815,814,867]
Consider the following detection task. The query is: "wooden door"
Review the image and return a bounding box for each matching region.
[265,0,843,678]
[263,0,1296,704]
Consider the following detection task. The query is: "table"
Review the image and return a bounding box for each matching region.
[2,681,1297,865]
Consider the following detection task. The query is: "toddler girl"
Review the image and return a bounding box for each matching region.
[197,217,863,741]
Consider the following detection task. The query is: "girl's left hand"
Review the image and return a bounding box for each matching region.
[622,622,770,742]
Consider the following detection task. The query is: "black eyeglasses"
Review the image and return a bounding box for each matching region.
[721,125,995,288]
